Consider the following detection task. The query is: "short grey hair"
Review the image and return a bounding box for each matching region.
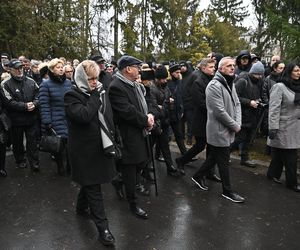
[218,56,234,69]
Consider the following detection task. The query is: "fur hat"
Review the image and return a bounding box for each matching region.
[154,65,168,79]
[249,61,265,75]
[141,64,155,81]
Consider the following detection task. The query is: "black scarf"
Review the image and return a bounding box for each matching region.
[282,78,300,104]
[48,70,66,83]
[222,74,235,90]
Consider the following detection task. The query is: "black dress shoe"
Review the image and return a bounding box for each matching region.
[0,169,7,177]
[130,204,148,219]
[156,156,165,162]
[191,176,208,191]
[287,185,300,193]
[175,158,185,175]
[206,174,222,183]
[98,228,115,246]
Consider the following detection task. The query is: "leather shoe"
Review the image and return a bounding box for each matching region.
[156,156,165,162]
[0,169,7,177]
[130,204,148,219]
[191,176,208,191]
[206,174,222,183]
[241,160,256,168]
[175,158,185,175]
[287,185,300,193]
[98,228,115,246]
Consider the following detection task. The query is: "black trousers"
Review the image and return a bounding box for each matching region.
[170,121,187,155]
[194,145,232,193]
[268,147,298,187]
[179,136,206,164]
[155,126,174,167]
[120,163,144,204]
[11,125,39,166]
[230,127,254,162]
[76,184,108,231]
[0,142,6,170]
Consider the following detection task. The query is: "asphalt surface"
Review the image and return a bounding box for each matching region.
[1,150,300,250]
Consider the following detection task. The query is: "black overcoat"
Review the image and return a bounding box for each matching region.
[64,88,116,186]
[108,77,148,165]
[191,71,212,137]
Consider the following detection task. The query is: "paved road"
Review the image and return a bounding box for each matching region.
[1,151,300,250]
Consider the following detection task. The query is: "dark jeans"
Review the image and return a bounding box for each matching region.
[194,145,232,193]
[230,127,254,162]
[268,147,298,187]
[170,121,187,155]
[77,185,108,231]
[11,125,39,166]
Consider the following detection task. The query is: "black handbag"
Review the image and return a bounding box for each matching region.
[39,128,63,153]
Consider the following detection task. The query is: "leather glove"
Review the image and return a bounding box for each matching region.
[268,129,278,140]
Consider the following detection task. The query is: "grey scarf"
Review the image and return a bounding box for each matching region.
[115,71,148,116]
[74,63,114,152]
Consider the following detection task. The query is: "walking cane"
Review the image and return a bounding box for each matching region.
[146,134,158,196]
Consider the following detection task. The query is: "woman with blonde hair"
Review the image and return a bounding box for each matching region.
[64,60,116,245]
[38,58,72,175]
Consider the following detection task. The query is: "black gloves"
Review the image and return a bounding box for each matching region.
[268,129,278,140]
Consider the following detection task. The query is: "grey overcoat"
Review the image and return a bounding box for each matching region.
[267,83,300,149]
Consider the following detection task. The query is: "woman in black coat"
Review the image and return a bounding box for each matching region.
[64,60,116,246]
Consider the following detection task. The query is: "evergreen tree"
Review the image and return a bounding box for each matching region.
[209,0,249,26]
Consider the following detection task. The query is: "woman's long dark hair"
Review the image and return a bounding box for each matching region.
[279,62,300,93]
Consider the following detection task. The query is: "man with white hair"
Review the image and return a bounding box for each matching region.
[191,57,245,203]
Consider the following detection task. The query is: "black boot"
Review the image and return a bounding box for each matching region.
[98,228,115,246]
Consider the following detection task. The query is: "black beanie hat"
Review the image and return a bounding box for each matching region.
[154,65,168,79]
[169,62,180,73]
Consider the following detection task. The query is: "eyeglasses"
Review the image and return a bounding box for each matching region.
[65,70,73,73]
[87,77,98,81]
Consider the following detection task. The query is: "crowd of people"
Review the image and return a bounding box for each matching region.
[0,50,299,246]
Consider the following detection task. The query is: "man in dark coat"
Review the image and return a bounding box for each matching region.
[108,55,154,219]
[175,58,220,182]
[231,61,265,167]
[180,60,194,144]
[1,59,39,171]
[167,62,187,155]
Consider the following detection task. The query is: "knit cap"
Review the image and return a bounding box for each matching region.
[249,61,265,75]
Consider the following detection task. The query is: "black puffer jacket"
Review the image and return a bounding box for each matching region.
[234,73,263,128]
[181,68,194,110]
[1,75,38,126]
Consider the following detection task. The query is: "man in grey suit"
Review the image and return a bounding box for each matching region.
[191,57,245,203]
